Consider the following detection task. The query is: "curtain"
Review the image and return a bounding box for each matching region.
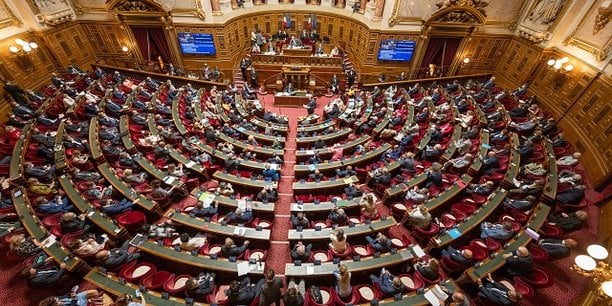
[130,27,172,63]
[442,38,461,68]
[420,38,446,69]
[148,28,172,63]
[130,27,150,61]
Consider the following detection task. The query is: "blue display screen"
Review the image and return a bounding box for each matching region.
[377,40,415,62]
[178,33,216,55]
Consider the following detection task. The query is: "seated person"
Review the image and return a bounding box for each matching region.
[262,163,279,182]
[291,241,312,262]
[365,232,392,252]
[359,193,378,219]
[35,196,73,215]
[284,280,306,306]
[309,169,324,182]
[172,233,206,252]
[145,222,177,239]
[95,241,141,270]
[9,234,41,258]
[283,83,297,96]
[329,228,347,254]
[22,262,67,288]
[225,277,265,306]
[227,207,253,224]
[221,237,249,257]
[445,154,473,171]
[60,212,90,234]
[414,258,441,281]
[38,287,100,306]
[537,238,577,260]
[477,273,522,305]
[556,185,586,205]
[291,212,310,229]
[191,201,218,218]
[69,235,109,257]
[480,151,500,174]
[502,246,533,277]
[328,207,348,225]
[369,268,407,297]
[547,210,587,232]
[405,187,429,204]
[185,272,216,301]
[121,169,146,185]
[336,165,356,178]
[344,182,362,199]
[502,195,537,211]
[425,164,444,188]
[465,180,494,196]
[400,204,432,230]
[441,245,473,266]
[256,186,277,203]
[480,220,514,241]
[100,198,133,216]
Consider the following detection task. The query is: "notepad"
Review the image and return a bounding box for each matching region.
[163,176,176,185]
[233,226,247,237]
[237,261,250,276]
[185,161,196,169]
[412,245,426,258]
[306,265,315,275]
[199,192,215,207]
[447,228,461,239]
[41,235,57,249]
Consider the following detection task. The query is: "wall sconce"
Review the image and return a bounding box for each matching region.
[8,39,38,73]
[121,46,132,57]
[546,56,573,89]
[572,244,612,300]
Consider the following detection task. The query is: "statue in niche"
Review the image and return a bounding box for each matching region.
[527,0,567,27]
[211,0,221,12]
[309,0,321,4]
[335,0,345,8]
[374,0,385,18]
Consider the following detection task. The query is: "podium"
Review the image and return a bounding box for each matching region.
[282,66,311,91]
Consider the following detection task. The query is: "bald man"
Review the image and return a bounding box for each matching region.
[477,273,521,305]
[441,245,473,266]
[538,238,577,260]
[502,246,533,277]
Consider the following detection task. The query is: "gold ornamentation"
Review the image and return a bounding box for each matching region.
[108,0,162,12]
[435,0,489,16]
[67,0,90,15]
[427,5,487,24]
[593,3,611,35]
[0,0,23,29]
[193,0,206,20]
[562,0,611,62]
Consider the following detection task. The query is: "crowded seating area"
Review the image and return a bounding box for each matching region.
[0,63,600,306]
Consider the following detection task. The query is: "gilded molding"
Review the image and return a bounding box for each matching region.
[388,0,423,27]
[0,0,23,29]
[562,0,611,61]
[67,0,90,15]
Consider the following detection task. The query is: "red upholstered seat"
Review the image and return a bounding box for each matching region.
[120,262,156,283]
[304,286,335,306]
[352,245,373,257]
[513,276,535,298]
[328,243,352,259]
[451,202,477,215]
[412,223,440,243]
[440,255,466,274]
[355,284,381,303]
[461,246,488,261]
[526,243,549,263]
[42,213,62,228]
[331,287,359,306]
[206,285,228,305]
[116,210,146,231]
[140,271,173,290]
[557,199,589,212]
[518,266,554,288]
[163,274,191,296]
[397,273,424,291]
[539,223,563,239]
[245,249,268,262]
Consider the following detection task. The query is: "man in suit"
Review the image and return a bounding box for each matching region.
[185,273,215,301]
[548,211,587,232]
[480,220,514,241]
[441,246,473,266]
[291,212,310,229]
[221,238,250,257]
[556,185,586,205]
[477,273,521,305]
[259,269,285,306]
[226,277,265,306]
[3,81,29,105]
[538,238,577,260]
[365,232,392,252]
[95,241,141,270]
[22,262,67,287]
[328,207,348,225]
[480,151,500,174]
[502,246,533,277]
[369,268,407,297]
[424,164,444,188]
[291,241,312,262]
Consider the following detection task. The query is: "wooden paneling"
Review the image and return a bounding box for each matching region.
[459,35,511,75]
[39,23,95,69]
[0,32,57,89]
[79,22,132,67]
[494,38,542,88]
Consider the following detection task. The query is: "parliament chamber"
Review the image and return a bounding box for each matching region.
[0,0,610,305]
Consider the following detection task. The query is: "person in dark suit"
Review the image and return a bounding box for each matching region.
[22,262,66,287]
[226,208,253,224]
[226,277,265,306]
[95,241,141,271]
[336,165,356,178]
[538,238,577,260]
[556,185,586,204]
[190,201,218,218]
[477,273,522,305]
[60,212,90,234]
[425,164,444,188]
[259,268,285,306]
[328,207,348,225]
[291,212,310,229]
[185,273,216,301]
[221,238,249,258]
[480,151,500,174]
[291,241,312,262]
[441,246,473,266]
[365,232,392,252]
[369,268,407,297]
[4,81,29,105]
[414,258,441,281]
[548,211,587,232]
[283,280,305,306]
[502,246,533,277]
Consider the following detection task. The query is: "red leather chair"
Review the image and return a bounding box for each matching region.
[245,249,268,262]
[461,246,488,261]
[200,244,223,256]
[440,255,466,275]
[513,276,535,298]
[163,274,191,296]
[413,268,443,286]
[206,284,229,305]
[557,199,589,212]
[440,213,459,228]
[328,243,352,260]
[412,223,440,244]
[140,271,173,290]
[539,223,563,239]
[116,210,146,231]
[526,243,549,263]
[517,266,554,288]
[251,218,273,230]
[50,225,65,238]
[310,250,331,263]
[352,245,373,257]
[304,286,335,306]
[451,202,477,215]
[355,284,381,303]
[120,262,157,283]
[331,288,360,306]
[391,202,408,220]
[463,194,486,205]
[42,213,62,228]
[397,273,424,291]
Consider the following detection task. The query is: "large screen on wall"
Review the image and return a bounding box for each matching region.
[377,40,415,62]
[178,33,216,55]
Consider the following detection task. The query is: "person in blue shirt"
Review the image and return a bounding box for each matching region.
[262,163,279,182]
[480,220,514,241]
[483,76,496,89]
[100,198,133,216]
[369,268,407,297]
[365,232,392,252]
[227,207,253,224]
[38,287,100,306]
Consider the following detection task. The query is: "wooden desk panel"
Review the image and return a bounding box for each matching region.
[96,163,159,212]
[192,190,274,213]
[290,197,362,213]
[294,144,390,176]
[167,210,271,241]
[293,175,359,193]
[213,171,277,191]
[10,123,32,184]
[295,135,370,161]
[274,94,310,108]
[542,141,558,203]
[296,129,351,148]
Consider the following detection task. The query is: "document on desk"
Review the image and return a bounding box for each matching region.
[185,161,196,169]
[237,261,250,276]
[163,176,177,185]
[424,285,448,306]
[233,226,247,237]
[41,234,57,249]
[412,245,426,258]
[306,265,315,275]
[199,192,215,207]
